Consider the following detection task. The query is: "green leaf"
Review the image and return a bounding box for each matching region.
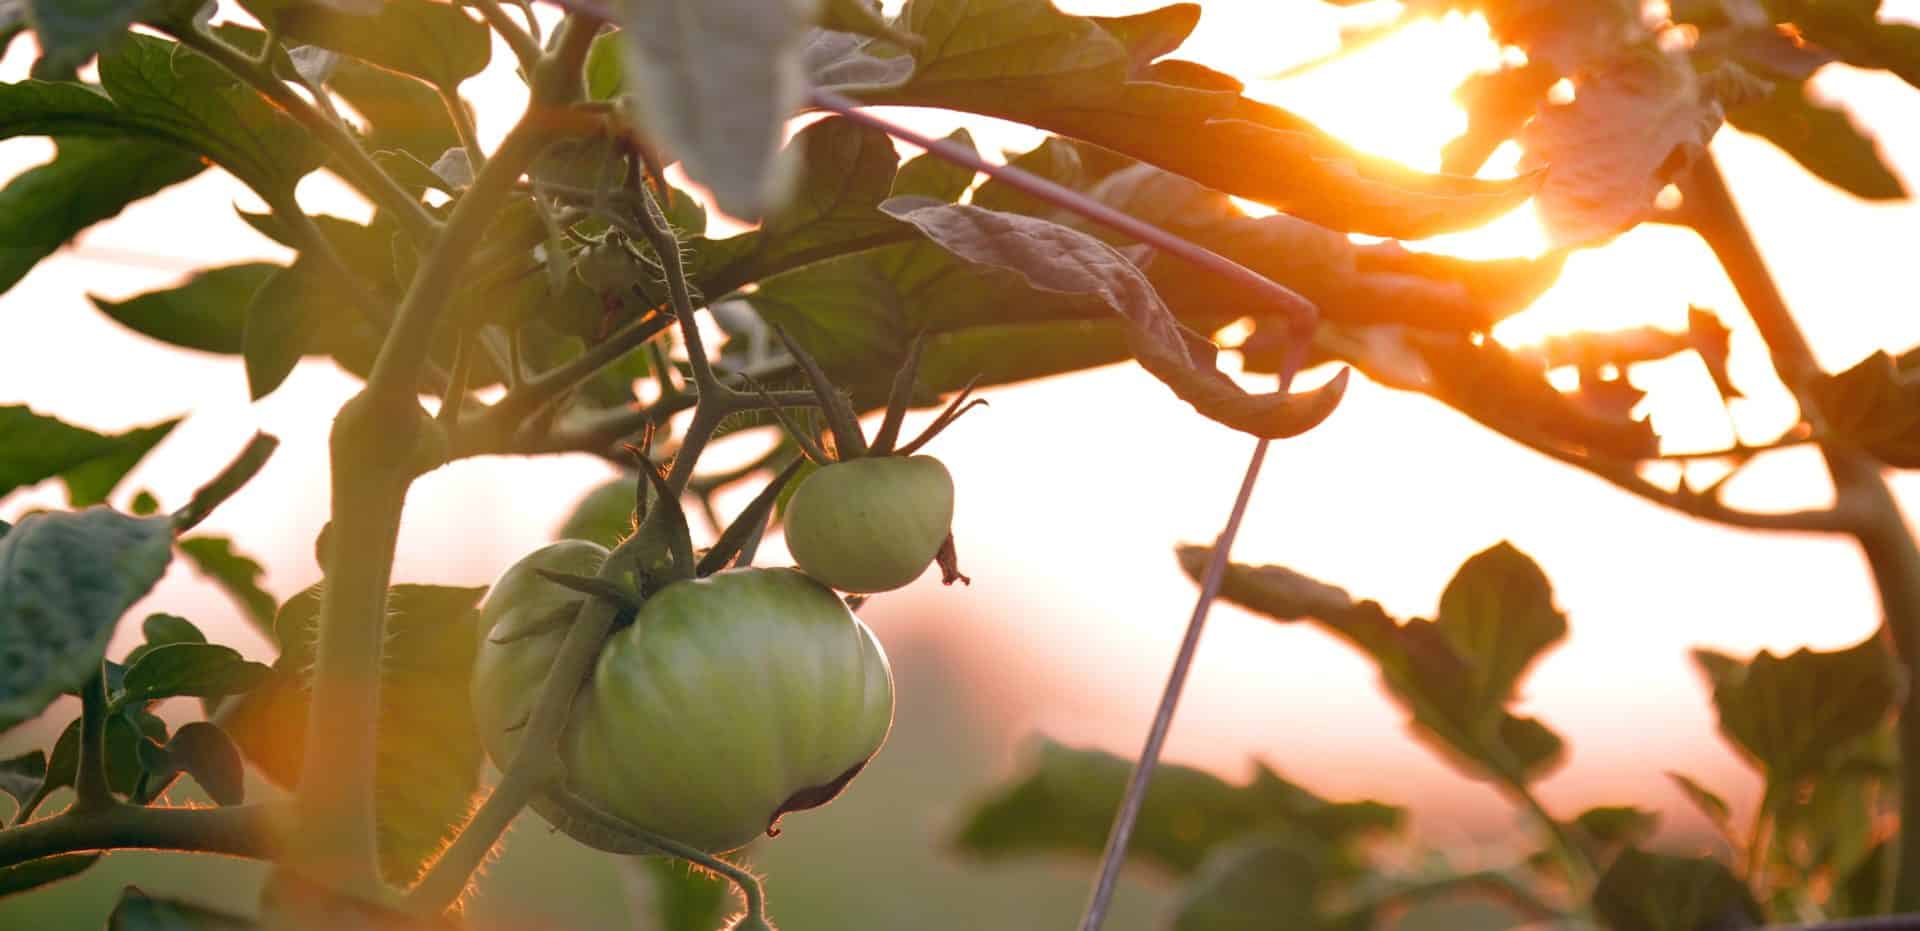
[878,200,1348,438]
[1520,49,1760,245]
[1170,834,1363,931]
[242,258,370,400]
[0,508,173,732]
[107,886,257,930]
[1785,0,1920,92]
[0,135,204,296]
[1693,634,1897,789]
[585,30,624,100]
[1573,805,1659,850]
[329,57,463,162]
[1667,771,1732,830]
[1810,350,1920,467]
[123,611,206,669]
[844,0,1534,239]
[249,0,490,87]
[615,0,816,219]
[24,0,147,78]
[1443,61,1556,176]
[1183,542,1570,784]
[1729,77,1905,200]
[43,706,169,797]
[556,477,637,549]
[0,34,324,199]
[177,536,276,636]
[954,738,1400,874]
[120,643,269,704]
[0,852,99,898]
[91,264,272,354]
[889,129,978,201]
[1592,847,1761,931]
[0,407,180,507]
[0,749,47,807]
[225,582,488,885]
[162,721,247,806]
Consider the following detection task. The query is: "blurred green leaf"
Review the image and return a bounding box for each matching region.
[91,265,269,354]
[1729,78,1905,200]
[1592,847,1761,931]
[1809,350,1920,467]
[0,508,173,733]
[1667,772,1733,832]
[177,536,277,636]
[241,0,489,86]
[1443,61,1556,176]
[888,129,978,202]
[0,749,47,807]
[556,477,638,549]
[1183,541,1570,785]
[954,738,1400,875]
[159,721,248,806]
[630,856,733,931]
[225,582,488,886]
[0,406,179,507]
[1693,635,1897,787]
[23,0,161,79]
[107,886,257,930]
[120,643,269,704]
[329,57,463,162]
[0,135,204,296]
[0,852,99,899]
[1171,833,1367,931]
[1783,0,1920,91]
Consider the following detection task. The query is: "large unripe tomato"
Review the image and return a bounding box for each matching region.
[782,455,955,594]
[471,547,894,854]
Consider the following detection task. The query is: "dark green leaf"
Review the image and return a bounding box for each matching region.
[91,264,273,354]
[616,0,813,218]
[120,643,269,703]
[1171,834,1361,931]
[1183,542,1570,784]
[1574,805,1659,849]
[1592,847,1761,931]
[107,886,257,930]
[0,135,204,296]
[0,749,47,806]
[225,582,488,885]
[846,0,1534,239]
[0,407,180,507]
[164,721,246,806]
[24,0,146,78]
[1667,771,1732,829]
[1694,634,1897,789]
[242,258,371,400]
[0,34,324,198]
[177,537,276,636]
[1786,1,1920,91]
[0,508,172,732]
[0,852,99,898]
[244,0,489,87]
[954,738,1400,875]
[1810,350,1920,467]
[43,706,169,797]
[879,200,1347,438]
[1729,77,1905,200]
[123,611,206,668]
[888,129,978,201]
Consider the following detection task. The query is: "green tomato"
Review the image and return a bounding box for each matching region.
[783,455,955,594]
[472,545,894,854]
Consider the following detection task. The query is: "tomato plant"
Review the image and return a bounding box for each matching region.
[0,0,1915,930]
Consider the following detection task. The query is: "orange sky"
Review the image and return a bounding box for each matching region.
[3,0,1920,843]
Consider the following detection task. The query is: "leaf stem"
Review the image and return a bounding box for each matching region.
[439,85,488,173]
[1078,436,1269,931]
[1681,153,1920,908]
[471,0,545,77]
[165,25,440,247]
[72,672,116,815]
[172,433,279,533]
[475,312,674,438]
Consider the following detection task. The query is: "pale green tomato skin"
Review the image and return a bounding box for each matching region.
[470,539,609,767]
[472,552,894,854]
[783,455,955,594]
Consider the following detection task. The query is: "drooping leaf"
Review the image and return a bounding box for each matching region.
[224,583,489,885]
[877,200,1348,438]
[839,0,1535,239]
[954,737,1400,875]
[0,135,204,296]
[160,721,247,806]
[1693,635,1897,788]
[1809,350,1920,467]
[0,406,180,507]
[245,0,490,87]
[120,643,269,704]
[0,33,325,199]
[615,0,816,219]
[1592,847,1762,931]
[1729,76,1905,200]
[0,852,99,898]
[91,265,270,354]
[0,749,47,807]
[106,886,257,930]
[0,508,173,732]
[177,536,277,636]
[1170,833,1365,931]
[1182,542,1571,784]
[1522,49,1761,245]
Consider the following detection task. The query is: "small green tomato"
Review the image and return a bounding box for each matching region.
[782,455,955,594]
[471,544,894,854]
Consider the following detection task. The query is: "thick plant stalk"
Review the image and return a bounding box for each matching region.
[1682,154,1920,908]
[1078,437,1269,931]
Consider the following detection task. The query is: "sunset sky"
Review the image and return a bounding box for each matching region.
[3,0,1919,852]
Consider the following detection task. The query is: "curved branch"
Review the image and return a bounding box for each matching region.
[0,803,287,869]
